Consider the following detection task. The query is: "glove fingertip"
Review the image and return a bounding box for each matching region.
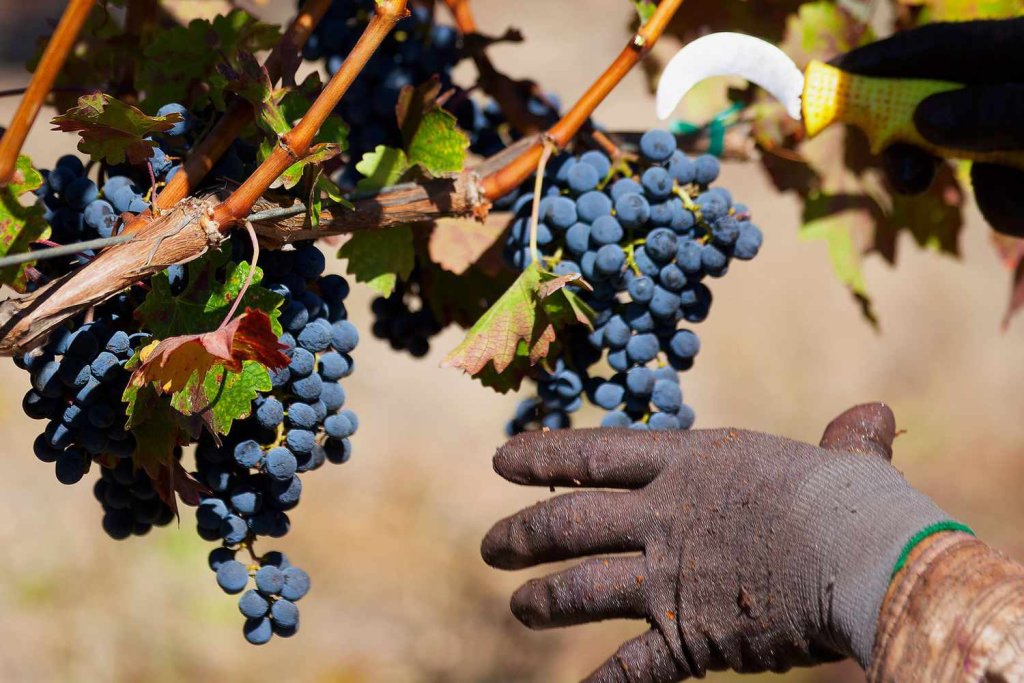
[820,402,897,461]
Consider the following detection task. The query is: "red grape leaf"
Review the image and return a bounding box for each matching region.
[427,215,508,275]
[130,307,289,397]
[149,460,208,514]
[443,264,594,392]
[51,93,182,165]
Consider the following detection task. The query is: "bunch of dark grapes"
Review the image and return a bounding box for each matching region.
[504,129,763,433]
[452,91,562,159]
[369,272,442,358]
[192,242,358,644]
[302,0,460,180]
[16,292,176,536]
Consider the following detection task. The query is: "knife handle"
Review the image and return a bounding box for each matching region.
[801,60,1024,172]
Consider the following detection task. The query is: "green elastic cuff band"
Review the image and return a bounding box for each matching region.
[890,521,975,578]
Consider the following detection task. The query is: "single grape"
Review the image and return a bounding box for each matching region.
[216,560,250,594]
[639,129,677,163]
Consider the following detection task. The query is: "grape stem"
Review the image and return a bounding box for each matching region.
[0,0,93,185]
[0,0,688,354]
[122,0,334,233]
[443,0,477,33]
[528,139,556,266]
[211,0,410,227]
[479,0,685,199]
[443,0,547,136]
[219,220,259,329]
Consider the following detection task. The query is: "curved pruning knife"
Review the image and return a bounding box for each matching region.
[655,32,1024,171]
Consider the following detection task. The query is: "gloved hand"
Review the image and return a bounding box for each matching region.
[482,404,956,682]
[830,18,1024,236]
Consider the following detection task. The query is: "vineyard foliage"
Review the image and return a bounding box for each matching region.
[0,0,1020,644]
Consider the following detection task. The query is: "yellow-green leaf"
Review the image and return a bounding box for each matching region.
[355,145,409,192]
[0,154,50,290]
[337,225,415,296]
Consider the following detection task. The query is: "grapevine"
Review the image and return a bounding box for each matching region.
[0,0,1007,654]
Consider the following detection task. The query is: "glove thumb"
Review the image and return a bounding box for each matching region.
[819,402,897,461]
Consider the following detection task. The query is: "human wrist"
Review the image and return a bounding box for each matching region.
[868,532,1024,682]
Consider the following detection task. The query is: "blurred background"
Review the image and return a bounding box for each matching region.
[1,1,1023,681]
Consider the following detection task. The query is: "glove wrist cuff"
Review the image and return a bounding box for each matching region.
[890,520,975,578]
[784,454,952,669]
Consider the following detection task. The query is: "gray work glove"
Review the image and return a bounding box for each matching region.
[482,404,955,682]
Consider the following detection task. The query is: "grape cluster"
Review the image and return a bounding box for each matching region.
[303,0,460,180]
[16,293,176,535]
[504,129,763,431]
[452,91,562,159]
[210,549,310,644]
[29,103,251,290]
[191,242,358,643]
[369,275,442,358]
[31,155,120,284]
[93,456,176,539]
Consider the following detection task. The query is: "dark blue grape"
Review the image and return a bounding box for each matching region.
[579,150,611,177]
[614,193,651,229]
[270,599,299,628]
[639,129,677,163]
[652,379,683,413]
[243,617,273,645]
[590,215,623,246]
[156,103,190,136]
[694,155,720,184]
[216,560,250,594]
[576,191,612,223]
[734,222,763,260]
[239,590,270,619]
[567,162,599,194]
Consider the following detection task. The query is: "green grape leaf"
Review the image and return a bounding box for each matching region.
[50,93,182,166]
[185,360,273,435]
[355,145,410,192]
[903,0,1023,22]
[131,308,287,398]
[216,49,273,115]
[136,247,284,338]
[0,155,51,291]
[130,303,287,443]
[273,143,343,191]
[800,194,878,325]
[442,264,595,393]
[634,1,658,24]
[122,382,204,513]
[394,79,468,174]
[406,106,470,175]
[137,9,281,111]
[337,225,415,296]
[781,1,874,68]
